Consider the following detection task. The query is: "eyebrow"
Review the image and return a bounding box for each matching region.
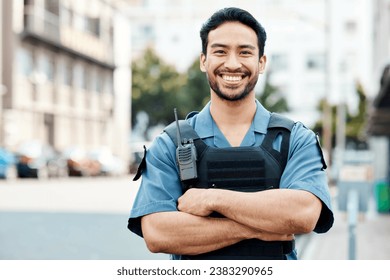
[210,43,256,50]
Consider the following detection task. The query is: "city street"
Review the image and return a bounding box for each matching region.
[1,176,389,260]
[0,176,167,260]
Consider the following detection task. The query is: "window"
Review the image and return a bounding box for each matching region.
[44,0,59,31]
[38,53,54,81]
[44,0,59,15]
[60,6,73,27]
[73,13,85,31]
[306,53,325,70]
[17,48,34,77]
[73,63,84,89]
[270,53,288,72]
[58,58,72,86]
[90,68,103,93]
[103,73,113,94]
[64,61,72,86]
[345,20,357,35]
[83,66,89,90]
[85,16,100,37]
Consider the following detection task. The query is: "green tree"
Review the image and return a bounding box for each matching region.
[179,58,210,115]
[131,48,186,134]
[256,73,289,113]
[312,81,369,148]
[345,82,368,146]
[312,98,338,147]
[131,50,290,139]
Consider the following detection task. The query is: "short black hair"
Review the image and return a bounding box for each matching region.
[200,7,267,57]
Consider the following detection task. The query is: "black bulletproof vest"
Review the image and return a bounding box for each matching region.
[164,113,295,260]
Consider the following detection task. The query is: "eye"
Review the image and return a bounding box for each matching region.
[240,50,253,55]
[213,49,226,55]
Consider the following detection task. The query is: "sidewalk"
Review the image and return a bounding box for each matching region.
[299,186,390,260]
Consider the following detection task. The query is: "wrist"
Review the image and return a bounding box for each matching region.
[206,188,221,212]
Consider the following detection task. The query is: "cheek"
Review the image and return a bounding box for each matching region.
[252,62,261,75]
[201,60,214,74]
[203,57,222,71]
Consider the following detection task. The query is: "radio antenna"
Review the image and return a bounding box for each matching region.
[174,108,183,147]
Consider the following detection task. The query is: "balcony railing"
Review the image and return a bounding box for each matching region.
[23,5,61,43]
[23,5,114,67]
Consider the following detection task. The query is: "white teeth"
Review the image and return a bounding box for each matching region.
[222,75,242,81]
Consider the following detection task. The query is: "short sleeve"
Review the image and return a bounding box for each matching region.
[280,122,334,233]
[128,133,183,237]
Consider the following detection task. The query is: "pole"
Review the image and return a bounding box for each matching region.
[0,0,3,146]
[323,0,333,166]
[347,190,359,260]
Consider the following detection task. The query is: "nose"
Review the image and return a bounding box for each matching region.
[224,53,241,70]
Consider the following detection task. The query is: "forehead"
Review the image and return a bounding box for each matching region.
[207,21,258,49]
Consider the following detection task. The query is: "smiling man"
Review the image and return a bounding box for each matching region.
[128,7,334,260]
[202,22,264,103]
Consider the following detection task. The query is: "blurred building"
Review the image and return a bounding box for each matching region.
[0,0,131,163]
[368,65,390,183]
[125,0,376,128]
[367,0,390,184]
[372,0,390,89]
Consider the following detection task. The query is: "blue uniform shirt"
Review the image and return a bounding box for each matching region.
[128,100,334,260]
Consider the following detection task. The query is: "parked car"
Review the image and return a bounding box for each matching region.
[87,147,126,176]
[0,147,17,179]
[15,141,67,179]
[128,142,150,174]
[62,147,100,177]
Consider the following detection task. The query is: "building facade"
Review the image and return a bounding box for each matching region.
[125,0,376,129]
[368,0,390,183]
[0,0,131,164]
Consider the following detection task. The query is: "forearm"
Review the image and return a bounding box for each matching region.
[209,188,322,234]
[141,211,255,255]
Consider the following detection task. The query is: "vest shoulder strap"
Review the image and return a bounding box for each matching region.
[164,112,295,147]
[268,112,295,131]
[164,120,200,147]
[164,112,295,164]
[261,113,295,170]
[134,113,295,182]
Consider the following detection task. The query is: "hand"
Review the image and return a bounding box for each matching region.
[178,188,295,242]
[177,188,213,217]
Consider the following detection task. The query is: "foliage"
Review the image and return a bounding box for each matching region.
[179,58,210,116]
[345,82,367,142]
[256,73,289,113]
[131,49,290,140]
[312,81,369,148]
[131,48,186,131]
[312,98,338,147]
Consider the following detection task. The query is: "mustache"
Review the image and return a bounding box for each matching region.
[215,68,250,76]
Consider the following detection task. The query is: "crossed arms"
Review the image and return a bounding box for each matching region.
[141,188,322,255]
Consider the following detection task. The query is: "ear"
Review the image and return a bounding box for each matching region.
[200,53,207,72]
[258,55,267,74]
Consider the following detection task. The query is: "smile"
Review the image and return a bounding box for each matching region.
[222,75,243,82]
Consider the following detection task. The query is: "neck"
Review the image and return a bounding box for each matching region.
[210,94,256,126]
[209,94,257,147]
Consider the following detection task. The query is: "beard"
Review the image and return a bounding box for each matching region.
[208,68,258,102]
